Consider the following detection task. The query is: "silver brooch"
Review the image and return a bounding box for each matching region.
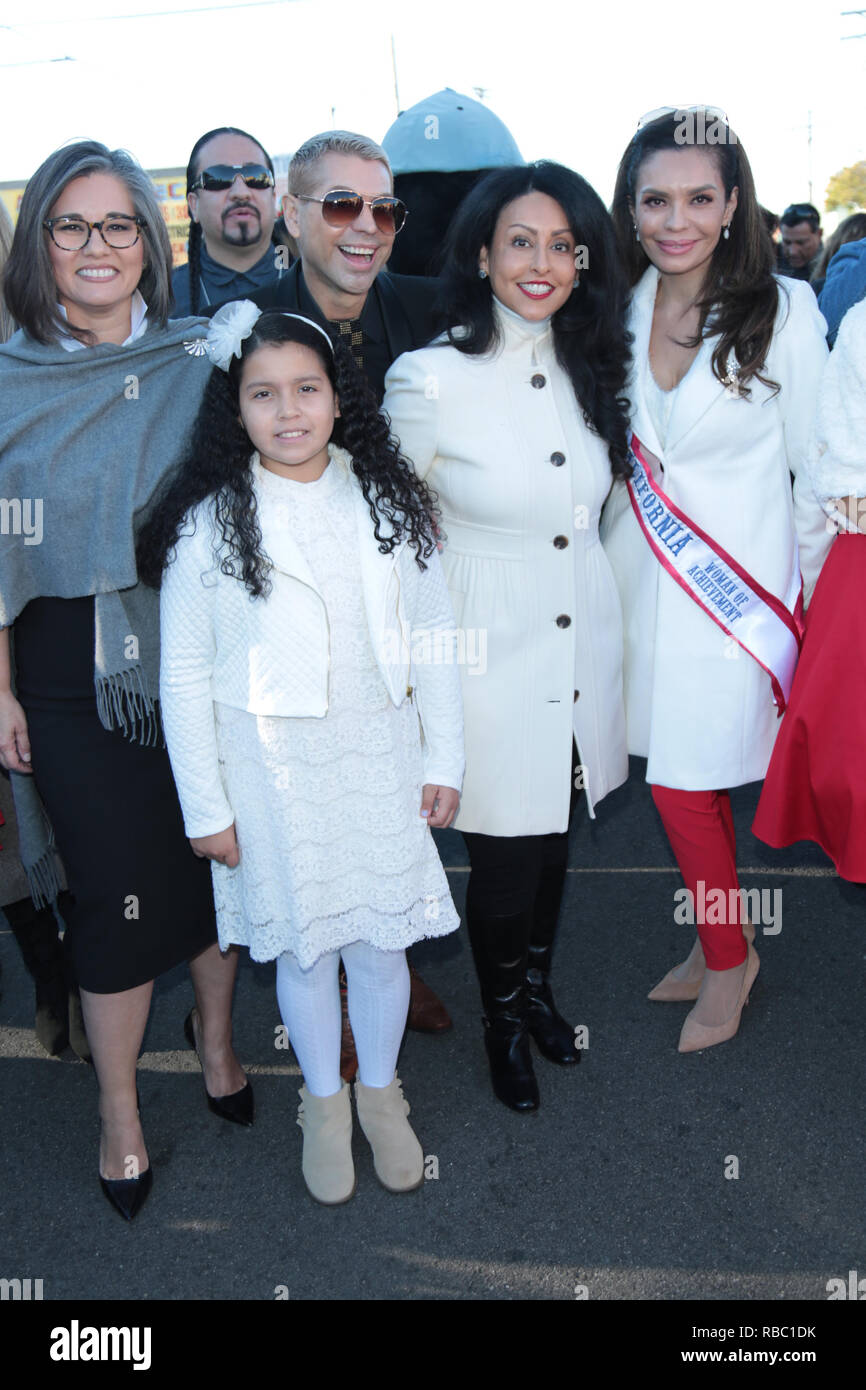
[723,361,741,398]
[183,339,209,357]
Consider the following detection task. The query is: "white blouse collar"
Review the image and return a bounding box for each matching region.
[57,289,149,352]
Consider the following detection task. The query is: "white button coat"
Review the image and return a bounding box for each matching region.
[383,303,628,835]
[600,267,833,791]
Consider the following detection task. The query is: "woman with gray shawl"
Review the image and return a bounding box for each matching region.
[0,141,253,1222]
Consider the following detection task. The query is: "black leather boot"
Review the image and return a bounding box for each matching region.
[526,862,580,1066]
[5,896,69,1056]
[465,904,539,1112]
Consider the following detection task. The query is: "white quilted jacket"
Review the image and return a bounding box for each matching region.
[809,296,866,523]
[160,447,465,838]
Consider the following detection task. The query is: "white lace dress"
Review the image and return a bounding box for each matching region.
[210,460,459,967]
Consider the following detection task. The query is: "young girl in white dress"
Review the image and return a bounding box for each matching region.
[138,303,464,1204]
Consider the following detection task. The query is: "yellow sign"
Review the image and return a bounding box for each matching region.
[0,169,191,267]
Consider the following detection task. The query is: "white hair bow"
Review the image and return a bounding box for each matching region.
[205,299,263,371]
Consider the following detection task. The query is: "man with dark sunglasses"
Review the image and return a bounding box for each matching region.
[172,126,289,315]
[247,130,441,403]
[778,202,823,282]
[241,130,452,1053]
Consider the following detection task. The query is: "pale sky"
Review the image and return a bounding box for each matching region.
[1,0,865,217]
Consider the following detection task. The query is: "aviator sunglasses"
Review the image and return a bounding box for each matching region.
[188,163,275,193]
[296,190,408,235]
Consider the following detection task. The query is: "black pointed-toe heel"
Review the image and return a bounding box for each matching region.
[99,1091,151,1221]
[184,1010,254,1127]
[100,1167,153,1222]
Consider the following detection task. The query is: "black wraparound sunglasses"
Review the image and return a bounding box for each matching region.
[189,163,275,193]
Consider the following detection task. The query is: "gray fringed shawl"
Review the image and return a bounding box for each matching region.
[0,318,212,742]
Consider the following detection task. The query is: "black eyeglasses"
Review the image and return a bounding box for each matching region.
[188,163,275,193]
[43,215,147,251]
[297,191,408,235]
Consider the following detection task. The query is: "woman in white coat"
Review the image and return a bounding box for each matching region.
[603,110,832,1052]
[383,162,632,1111]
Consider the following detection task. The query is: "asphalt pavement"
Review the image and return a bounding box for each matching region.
[1,757,864,1303]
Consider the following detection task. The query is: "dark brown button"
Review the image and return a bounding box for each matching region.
[574,690,580,703]
[556,614,571,628]
[553,535,569,549]
[550,451,565,466]
[531,373,546,389]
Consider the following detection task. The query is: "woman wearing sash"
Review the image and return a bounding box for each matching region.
[602,110,831,1051]
[383,163,631,1110]
[0,142,251,1220]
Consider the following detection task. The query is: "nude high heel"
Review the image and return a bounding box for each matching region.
[677,944,760,1053]
[648,920,756,1002]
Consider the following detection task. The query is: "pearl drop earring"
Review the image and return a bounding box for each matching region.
[479,268,488,279]
[723,225,730,240]
[634,224,641,243]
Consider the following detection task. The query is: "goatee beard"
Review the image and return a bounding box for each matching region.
[223,215,262,248]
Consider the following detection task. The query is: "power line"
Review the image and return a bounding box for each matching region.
[4,0,300,26]
[0,55,74,67]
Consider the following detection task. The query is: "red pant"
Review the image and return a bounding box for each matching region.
[651,785,749,971]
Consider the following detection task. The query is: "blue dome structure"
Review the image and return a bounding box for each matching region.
[382,88,523,175]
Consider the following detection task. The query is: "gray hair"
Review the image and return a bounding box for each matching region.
[3,140,174,345]
[0,199,15,342]
[289,130,392,197]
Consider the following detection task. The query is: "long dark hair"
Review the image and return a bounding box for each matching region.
[611,112,779,396]
[3,140,173,345]
[137,311,439,595]
[184,127,274,315]
[436,161,633,479]
[812,211,866,284]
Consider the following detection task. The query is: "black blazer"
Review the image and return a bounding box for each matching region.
[240,262,444,375]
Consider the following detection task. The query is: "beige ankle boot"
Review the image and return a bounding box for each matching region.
[296,1081,356,1205]
[354,1075,424,1193]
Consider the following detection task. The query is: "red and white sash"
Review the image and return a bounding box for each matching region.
[626,434,803,714]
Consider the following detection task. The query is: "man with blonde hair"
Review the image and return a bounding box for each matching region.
[248,130,441,401]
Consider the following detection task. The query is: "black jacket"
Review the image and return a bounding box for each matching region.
[233,262,444,402]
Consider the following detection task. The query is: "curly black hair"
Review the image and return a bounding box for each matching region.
[137,310,440,595]
[436,161,633,479]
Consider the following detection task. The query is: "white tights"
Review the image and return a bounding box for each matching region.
[276,942,410,1097]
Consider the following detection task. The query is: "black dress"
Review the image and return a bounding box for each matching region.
[14,595,217,993]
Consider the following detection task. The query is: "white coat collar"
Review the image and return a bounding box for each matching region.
[628,265,731,458]
[251,442,405,587]
[492,296,553,360]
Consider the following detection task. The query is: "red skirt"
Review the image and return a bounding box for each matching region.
[753,533,866,881]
